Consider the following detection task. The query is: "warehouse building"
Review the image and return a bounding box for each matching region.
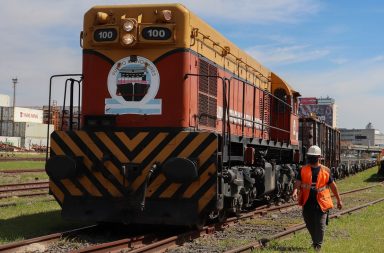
[340,123,384,147]
[0,94,53,149]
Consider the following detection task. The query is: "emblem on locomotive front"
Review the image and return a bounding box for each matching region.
[105,55,162,114]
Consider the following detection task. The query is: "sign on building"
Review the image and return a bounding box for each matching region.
[299,97,337,128]
[13,107,43,123]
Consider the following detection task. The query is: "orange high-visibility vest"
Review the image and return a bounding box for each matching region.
[298,165,334,212]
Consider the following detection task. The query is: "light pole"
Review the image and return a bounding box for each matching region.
[12,77,18,136]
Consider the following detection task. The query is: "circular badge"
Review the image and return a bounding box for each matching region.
[107,56,160,106]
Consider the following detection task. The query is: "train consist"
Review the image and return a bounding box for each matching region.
[45,4,376,227]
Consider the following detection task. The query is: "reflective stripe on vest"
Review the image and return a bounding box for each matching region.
[298,165,334,212]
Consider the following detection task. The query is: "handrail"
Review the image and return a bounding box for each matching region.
[191,28,270,84]
[46,74,82,161]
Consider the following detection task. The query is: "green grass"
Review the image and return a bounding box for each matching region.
[0,172,48,185]
[0,161,45,170]
[0,152,45,158]
[257,201,384,253]
[254,166,384,252]
[0,196,90,244]
[0,160,47,184]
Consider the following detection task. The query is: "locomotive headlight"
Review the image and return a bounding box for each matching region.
[122,34,135,45]
[123,20,135,32]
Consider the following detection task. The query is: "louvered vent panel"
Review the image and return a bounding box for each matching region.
[198,59,217,128]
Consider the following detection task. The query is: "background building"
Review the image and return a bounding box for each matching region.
[299,97,337,128]
[0,93,54,149]
[0,94,10,107]
[340,123,384,147]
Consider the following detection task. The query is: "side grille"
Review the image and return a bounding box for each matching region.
[198,59,217,127]
[259,94,270,138]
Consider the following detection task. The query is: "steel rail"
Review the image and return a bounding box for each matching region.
[0,192,48,200]
[74,184,382,253]
[224,198,384,253]
[0,181,49,193]
[0,225,97,253]
[0,169,45,174]
[0,157,45,162]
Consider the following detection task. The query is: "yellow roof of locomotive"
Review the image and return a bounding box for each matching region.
[84,3,297,94]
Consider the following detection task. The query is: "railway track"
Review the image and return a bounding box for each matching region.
[0,181,49,199]
[224,197,384,253]
[0,168,45,173]
[63,184,384,253]
[0,157,45,162]
[0,183,380,252]
[0,225,97,253]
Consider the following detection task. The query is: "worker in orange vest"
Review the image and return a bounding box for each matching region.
[292,145,343,251]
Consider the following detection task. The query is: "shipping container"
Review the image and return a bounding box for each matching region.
[0,121,13,136]
[24,123,54,138]
[1,107,14,121]
[0,95,10,107]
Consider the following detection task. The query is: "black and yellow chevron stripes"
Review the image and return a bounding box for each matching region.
[49,130,218,214]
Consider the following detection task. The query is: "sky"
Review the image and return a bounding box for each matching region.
[0,0,383,130]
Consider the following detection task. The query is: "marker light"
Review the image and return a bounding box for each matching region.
[123,20,135,32]
[122,34,135,45]
[96,12,109,25]
[161,10,172,22]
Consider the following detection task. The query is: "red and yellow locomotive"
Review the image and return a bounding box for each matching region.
[46,4,301,226]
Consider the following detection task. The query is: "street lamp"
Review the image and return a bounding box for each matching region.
[12,77,18,136]
[12,78,18,109]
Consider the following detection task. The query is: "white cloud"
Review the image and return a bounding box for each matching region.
[330,58,349,65]
[279,60,384,130]
[247,44,330,65]
[368,55,384,63]
[179,0,321,23]
[0,0,322,106]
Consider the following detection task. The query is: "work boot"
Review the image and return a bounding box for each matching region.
[313,244,321,251]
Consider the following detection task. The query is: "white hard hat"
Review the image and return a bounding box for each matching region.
[307,145,322,156]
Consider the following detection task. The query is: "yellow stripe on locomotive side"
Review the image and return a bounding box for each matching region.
[49,181,64,204]
[50,139,65,155]
[95,132,129,163]
[160,138,217,198]
[115,132,149,151]
[51,139,93,196]
[146,132,210,197]
[78,175,103,197]
[75,131,124,186]
[56,132,122,197]
[131,132,188,191]
[159,183,182,198]
[131,133,169,164]
[156,133,214,198]
[198,184,216,212]
[182,164,216,198]
[60,179,83,196]
[196,140,217,167]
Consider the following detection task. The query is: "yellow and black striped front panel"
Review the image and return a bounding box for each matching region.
[49,130,218,214]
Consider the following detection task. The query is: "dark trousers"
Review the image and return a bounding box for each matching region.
[302,208,327,247]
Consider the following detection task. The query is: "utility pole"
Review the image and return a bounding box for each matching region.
[12,77,18,136]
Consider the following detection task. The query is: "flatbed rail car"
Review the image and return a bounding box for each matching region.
[46,3,302,226]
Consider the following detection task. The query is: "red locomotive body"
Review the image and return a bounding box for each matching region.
[46,4,302,226]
